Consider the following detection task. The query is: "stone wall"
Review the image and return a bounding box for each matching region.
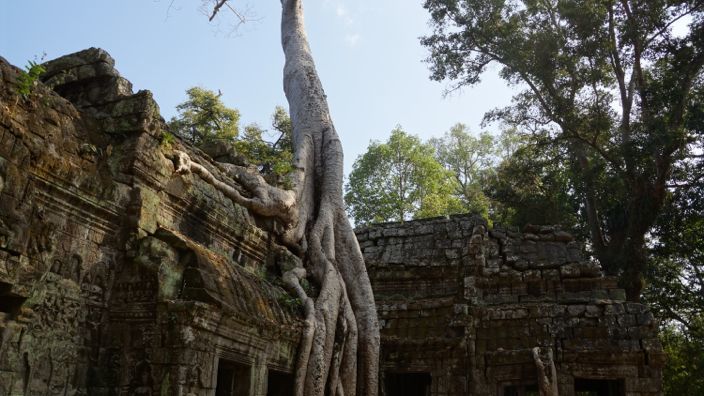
[358,215,664,396]
[0,49,302,396]
[0,48,664,396]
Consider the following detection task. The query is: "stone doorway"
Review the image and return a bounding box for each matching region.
[266,369,294,396]
[574,378,625,396]
[501,383,539,396]
[384,372,432,396]
[215,359,250,396]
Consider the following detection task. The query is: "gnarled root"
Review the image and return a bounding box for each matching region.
[171,150,298,224]
[282,264,316,395]
[532,347,559,396]
[185,0,381,394]
[170,148,377,396]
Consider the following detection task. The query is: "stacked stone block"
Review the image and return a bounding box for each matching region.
[0,49,301,396]
[358,215,663,396]
[0,48,664,396]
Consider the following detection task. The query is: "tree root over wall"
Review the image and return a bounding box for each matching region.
[170,1,380,395]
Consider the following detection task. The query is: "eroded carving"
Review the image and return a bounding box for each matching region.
[26,208,58,256]
[0,158,17,249]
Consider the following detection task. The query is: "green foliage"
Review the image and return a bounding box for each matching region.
[659,321,704,396]
[277,293,303,312]
[235,106,294,186]
[644,149,704,396]
[430,123,497,219]
[168,88,294,185]
[423,0,704,300]
[160,131,175,149]
[345,126,462,225]
[345,124,560,226]
[485,132,583,232]
[168,86,240,146]
[646,166,704,328]
[16,59,46,98]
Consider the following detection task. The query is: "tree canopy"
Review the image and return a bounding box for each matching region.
[345,127,462,225]
[169,87,294,183]
[234,106,294,184]
[430,123,496,219]
[485,132,583,231]
[345,124,554,226]
[168,86,240,146]
[422,0,704,301]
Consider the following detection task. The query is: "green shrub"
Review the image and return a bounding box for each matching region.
[16,59,46,98]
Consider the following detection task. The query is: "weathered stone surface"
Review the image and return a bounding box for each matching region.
[359,215,663,396]
[0,50,302,396]
[0,49,663,396]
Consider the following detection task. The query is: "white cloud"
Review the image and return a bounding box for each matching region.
[336,3,354,25]
[322,1,359,46]
[345,33,360,47]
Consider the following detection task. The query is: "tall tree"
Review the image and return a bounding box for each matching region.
[422,0,704,301]
[346,127,461,225]
[168,86,240,146]
[171,1,380,395]
[430,123,496,218]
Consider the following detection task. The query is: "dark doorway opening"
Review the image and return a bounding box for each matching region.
[574,378,625,396]
[267,369,294,396]
[385,372,432,396]
[502,383,539,396]
[215,359,250,396]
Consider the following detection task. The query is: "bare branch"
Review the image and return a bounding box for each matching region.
[224,1,247,24]
[645,5,703,47]
[208,0,229,21]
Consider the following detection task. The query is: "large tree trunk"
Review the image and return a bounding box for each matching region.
[570,141,658,302]
[280,1,380,394]
[175,1,380,394]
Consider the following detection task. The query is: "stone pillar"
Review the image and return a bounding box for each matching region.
[250,360,268,396]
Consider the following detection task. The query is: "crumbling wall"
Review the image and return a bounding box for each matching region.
[0,48,665,396]
[358,215,664,396]
[0,49,302,396]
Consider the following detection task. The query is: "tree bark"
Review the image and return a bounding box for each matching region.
[175,1,380,395]
[280,1,379,394]
[532,347,559,396]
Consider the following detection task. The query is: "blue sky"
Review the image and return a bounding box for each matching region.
[1,0,516,176]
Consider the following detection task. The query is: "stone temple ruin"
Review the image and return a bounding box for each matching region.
[0,49,663,395]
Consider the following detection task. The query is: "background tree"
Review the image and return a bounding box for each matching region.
[644,124,704,395]
[430,123,496,218]
[658,323,704,396]
[422,0,704,301]
[646,156,704,336]
[345,127,461,225]
[169,87,294,183]
[168,86,240,146]
[235,106,294,184]
[485,133,583,232]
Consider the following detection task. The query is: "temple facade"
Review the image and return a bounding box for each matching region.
[0,49,662,396]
